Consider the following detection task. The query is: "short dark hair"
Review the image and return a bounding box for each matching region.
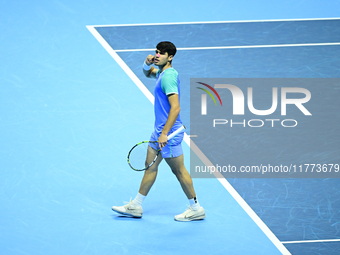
[156,41,177,57]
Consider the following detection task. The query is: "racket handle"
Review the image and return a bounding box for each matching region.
[167,125,186,140]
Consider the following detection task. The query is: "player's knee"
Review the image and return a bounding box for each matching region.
[171,166,185,177]
[171,167,179,176]
[145,163,158,173]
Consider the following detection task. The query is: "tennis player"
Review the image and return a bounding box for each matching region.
[112,41,205,221]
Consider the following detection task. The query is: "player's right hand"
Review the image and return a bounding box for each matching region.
[145,55,155,65]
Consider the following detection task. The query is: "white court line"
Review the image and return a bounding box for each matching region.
[188,139,291,255]
[86,26,154,105]
[114,42,340,52]
[86,22,298,255]
[89,17,340,27]
[282,239,340,244]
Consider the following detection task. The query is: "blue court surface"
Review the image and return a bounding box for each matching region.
[1,1,340,255]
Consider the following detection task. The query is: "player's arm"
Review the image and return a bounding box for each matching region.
[158,94,180,148]
[143,54,158,79]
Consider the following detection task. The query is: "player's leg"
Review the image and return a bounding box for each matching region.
[138,145,163,196]
[165,155,205,221]
[111,145,163,217]
[164,154,196,199]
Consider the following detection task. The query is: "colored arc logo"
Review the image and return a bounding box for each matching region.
[196,82,223,106]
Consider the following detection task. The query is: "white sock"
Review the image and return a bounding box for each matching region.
[133,193,146,206]
[189,197,200,210]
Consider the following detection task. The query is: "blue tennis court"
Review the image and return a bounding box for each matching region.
[1,1,340,255]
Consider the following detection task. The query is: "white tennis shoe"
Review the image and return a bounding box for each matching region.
[111,200,143,218]
[174,206,206,221]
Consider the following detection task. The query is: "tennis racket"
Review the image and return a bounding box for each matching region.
[127,125,185,171]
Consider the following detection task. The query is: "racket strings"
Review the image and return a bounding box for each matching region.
[128,142,159,171]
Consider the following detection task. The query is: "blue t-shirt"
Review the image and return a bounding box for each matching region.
[154,68,182,134]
